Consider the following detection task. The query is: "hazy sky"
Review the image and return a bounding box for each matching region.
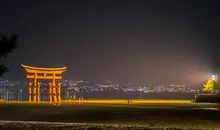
[0,0,220,84]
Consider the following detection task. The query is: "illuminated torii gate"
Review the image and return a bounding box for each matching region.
[21,64,67,104]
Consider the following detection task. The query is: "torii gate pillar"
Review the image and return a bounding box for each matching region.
[21,64,67,104]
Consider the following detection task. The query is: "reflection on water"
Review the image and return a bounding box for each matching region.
[203,108,220,111]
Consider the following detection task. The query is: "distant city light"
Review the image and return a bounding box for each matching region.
[0,79,197,95]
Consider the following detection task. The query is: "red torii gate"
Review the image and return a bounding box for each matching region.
[21,64,67,103]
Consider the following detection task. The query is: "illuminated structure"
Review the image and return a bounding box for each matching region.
[203,74,218,93]
[203,80,215,92]
[21,64,67,103]
[212,74,217,81]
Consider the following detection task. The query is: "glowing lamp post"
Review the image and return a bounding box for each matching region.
[212,74,215,80]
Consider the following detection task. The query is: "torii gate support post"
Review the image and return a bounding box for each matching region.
[58,83,61,104]
[49,82,61,104]
[52,74,57,103]
[21,64,67,104]
[28,82,32,102]
[37,82,41,103]
[49,83,52,103]
[34,73,37,103]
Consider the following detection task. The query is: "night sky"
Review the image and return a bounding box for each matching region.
[0,0,220,85]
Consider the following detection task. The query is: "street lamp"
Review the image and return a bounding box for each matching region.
[19,89,23,101]
[6,91,8,101]
[212,74,216,80]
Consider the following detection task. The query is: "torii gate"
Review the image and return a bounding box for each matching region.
[21,64,67,104]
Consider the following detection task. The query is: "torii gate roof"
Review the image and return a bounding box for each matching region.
[21,64,67,74]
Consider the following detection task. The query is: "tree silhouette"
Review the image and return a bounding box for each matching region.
[0,34,17,76]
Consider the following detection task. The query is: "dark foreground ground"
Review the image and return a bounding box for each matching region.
[1,102,220,130]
